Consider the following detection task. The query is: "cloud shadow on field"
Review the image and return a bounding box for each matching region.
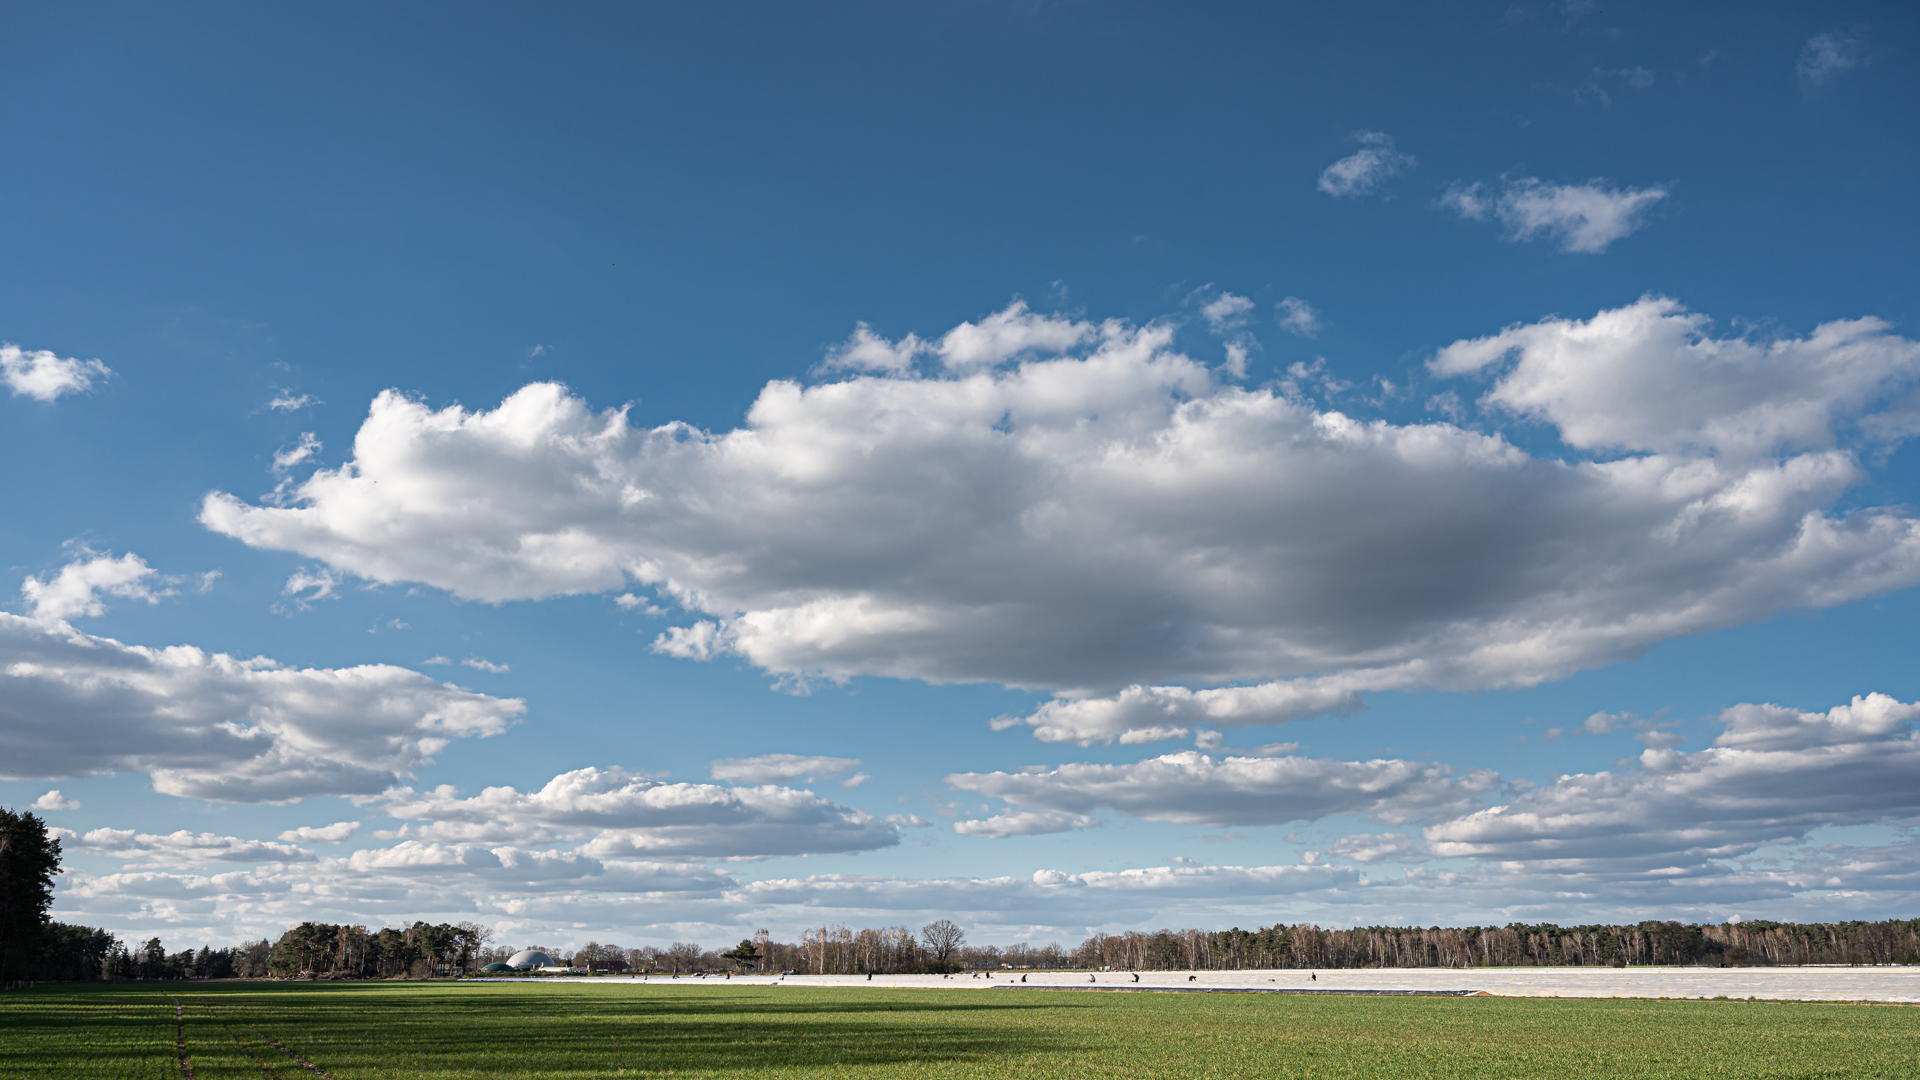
[178,983,1090,1075]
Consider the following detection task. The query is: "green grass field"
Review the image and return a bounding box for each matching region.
[2,981,1915,1079]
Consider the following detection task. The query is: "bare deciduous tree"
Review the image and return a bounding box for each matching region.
[921,920,965,972]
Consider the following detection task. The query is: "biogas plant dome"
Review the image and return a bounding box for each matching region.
[507,950,552,970]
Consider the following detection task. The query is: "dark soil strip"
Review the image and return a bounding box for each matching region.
[170,997,195,1079]
[990,985,1489,996]
[245,1024,341,1080]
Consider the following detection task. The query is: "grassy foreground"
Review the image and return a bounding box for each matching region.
[1,981,1915,1079]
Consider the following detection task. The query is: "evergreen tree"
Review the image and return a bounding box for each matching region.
[0,807,62,984]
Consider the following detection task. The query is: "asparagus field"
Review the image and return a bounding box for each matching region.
[2,981,1916,1079]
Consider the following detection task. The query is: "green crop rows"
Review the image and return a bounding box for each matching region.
[3,982,1916,1079]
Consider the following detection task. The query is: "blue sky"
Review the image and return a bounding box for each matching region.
[4,1,1919,951]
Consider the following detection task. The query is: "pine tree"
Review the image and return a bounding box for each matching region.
[0,807,63,984]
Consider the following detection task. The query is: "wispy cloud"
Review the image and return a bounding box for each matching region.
[710,754,862,785]
[272,432,322,473]
[1317,132,1415,198]
[1577,65,1656,106]
[1441,177,1667,253]
[281,567,342,609]
[266,392,319,412]
[1197,291,1260,378]
[1799,31,1868,89]
[1276,297,1320,338]
[1200,293,1254,334]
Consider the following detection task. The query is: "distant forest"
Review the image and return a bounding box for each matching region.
[10,804,1916,984]
[33,916,1917,982]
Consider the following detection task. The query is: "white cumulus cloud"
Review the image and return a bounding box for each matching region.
[1425,693,1920,875]
[816,322,929,375]
[1429,296,1920,457]
[21,551,174,623]
[199,300,1920,746]
[381,766,901,858]
[277,821,361,844]
[1328,832,1424,863]
[32,790,80,811]
[952,809,1097,838]
[947,751,1496,828]
[0,612,524,802]
[1,344,112,402]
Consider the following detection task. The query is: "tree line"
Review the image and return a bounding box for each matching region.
[263,920,494,978]
[6,802,1918,982]
[585,917,1920,975]
[1065,919,1920,970]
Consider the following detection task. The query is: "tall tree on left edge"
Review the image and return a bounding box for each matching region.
[0,807,63,985]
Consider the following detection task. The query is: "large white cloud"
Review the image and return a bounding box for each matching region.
[380,766,904,859]
[947,751,1496,830]
[1425,694,1920,875]
[199,300,1920,745]
[0,611,525,801]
